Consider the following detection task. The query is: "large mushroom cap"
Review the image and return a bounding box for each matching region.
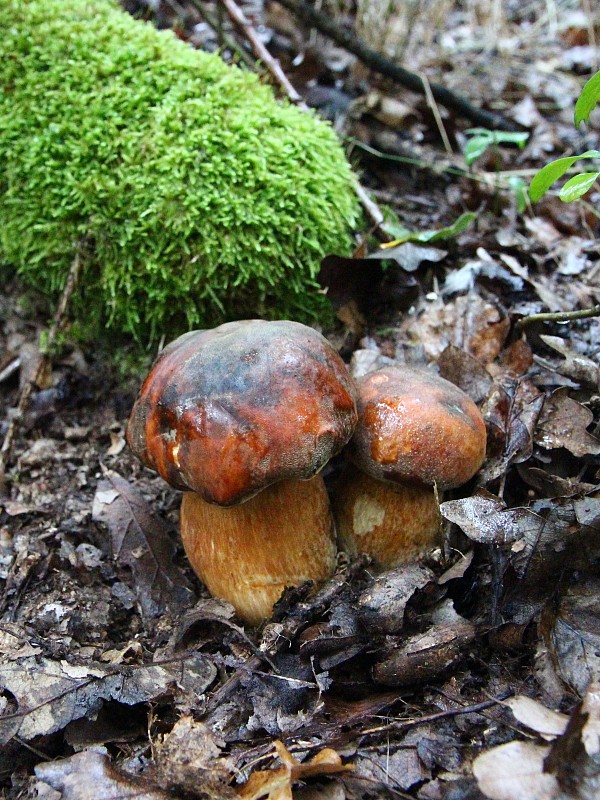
[127,320,357,505]
[349,366,486,490]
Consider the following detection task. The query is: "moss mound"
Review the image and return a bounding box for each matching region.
[0,0,359,340]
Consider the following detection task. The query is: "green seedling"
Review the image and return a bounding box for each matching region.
[530,70,600,204]
[463,129,529,167]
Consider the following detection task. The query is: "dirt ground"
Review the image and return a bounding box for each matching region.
[2,1,600,798]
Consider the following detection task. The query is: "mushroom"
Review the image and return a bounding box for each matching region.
[126,320,358,624]
[332,366,486,568]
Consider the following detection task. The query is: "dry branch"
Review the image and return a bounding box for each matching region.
[275,0,525,132]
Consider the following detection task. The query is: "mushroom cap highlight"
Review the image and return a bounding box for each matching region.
[348,366,486,490]
[126,320,358,505]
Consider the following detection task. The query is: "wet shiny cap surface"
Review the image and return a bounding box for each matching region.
[126,320,358,505]
[349,366,486,490]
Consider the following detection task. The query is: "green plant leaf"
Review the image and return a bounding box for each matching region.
[463,129,528,167]
[464,134,493,166]
[575,70,600,126]
[558,171,600,202]
[381,212,476,247]
[529,150,600,202]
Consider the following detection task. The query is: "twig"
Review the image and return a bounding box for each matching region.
[358,690,513,738]
[275,0,524,132]
[517,303,600,329]
[204,0,388,236]
[418,71,453,156]
[179,0,256,69]
[217,0,308,109]
[0,247,84,490]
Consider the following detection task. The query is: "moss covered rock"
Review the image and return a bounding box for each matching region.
[0,0,359,340]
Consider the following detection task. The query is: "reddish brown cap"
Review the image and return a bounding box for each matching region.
[348,366,486,490]
[126,320,357,505]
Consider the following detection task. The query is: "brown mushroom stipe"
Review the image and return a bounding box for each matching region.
[333,366,486,568]
[332,466,441,567]
[127,319,358,623]
[181,477,336,626]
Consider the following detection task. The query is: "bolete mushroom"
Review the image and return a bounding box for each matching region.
[332,366,486,568]
[126,320,358,624]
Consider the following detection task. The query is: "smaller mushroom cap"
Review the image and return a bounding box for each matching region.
[126,320,357,505]
[348,366,486,490]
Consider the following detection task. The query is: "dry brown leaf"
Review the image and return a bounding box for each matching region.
[504,696,569,739]
[535,389,600,458]
[35,748,170,800]
[237,741,352,800]
[92,470,194,619]
[440,494,543,546]
[155,716,236,798]
[473,741,558,800]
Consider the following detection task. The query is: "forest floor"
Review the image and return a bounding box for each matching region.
[1,1,600,798]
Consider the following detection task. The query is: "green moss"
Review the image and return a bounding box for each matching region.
[0,0,359,341]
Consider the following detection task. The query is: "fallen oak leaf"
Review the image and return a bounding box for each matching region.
[35,748,170,800]
[237,741,353,800]
[92,470,194,619]
[473,740,558,800]
[440,494,544,546]
[0,653,216,744]
[535,388,600,457]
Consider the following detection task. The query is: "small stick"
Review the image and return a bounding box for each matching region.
[0,248,84,489]
[211,0,388,237]
[217,0,308,109]
[275,0,525,132]
[517,303,600,329]
[418,71,453,156]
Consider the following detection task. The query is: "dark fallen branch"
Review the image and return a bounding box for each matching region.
[275,0,525,132]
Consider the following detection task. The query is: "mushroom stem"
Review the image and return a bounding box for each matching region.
[180,476,337,625]
[332,466,441,568]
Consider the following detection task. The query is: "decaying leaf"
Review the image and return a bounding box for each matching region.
[0,653,216,744]
[549,578,600,696]
[440,494,543,545]
[237,741,352,800]
[405,294,510,362]
[155,716,236,798]
[504,695,569,739]
[436,344,494,403]
[473,740,558,800]
[535,389,600,457]
[478,382,544,483]
[356,563,435,634]
[92,470,194,619]
[353,746,429,791]
[539,336,600,388]
[35,748,170,800]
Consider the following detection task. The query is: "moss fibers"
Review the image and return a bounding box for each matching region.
[0,0,359,341]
